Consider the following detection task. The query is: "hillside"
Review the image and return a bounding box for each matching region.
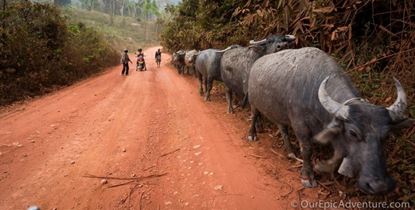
[0,2,119,106]
[63,7,161,51]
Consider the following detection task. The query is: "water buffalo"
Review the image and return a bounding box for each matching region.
[221,34,295,113]
[172,50,185,74]
[194,45,240,101]
[248,47,413,194]
[184,50,199,75]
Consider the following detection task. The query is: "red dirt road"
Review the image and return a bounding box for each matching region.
[0,47,320,210]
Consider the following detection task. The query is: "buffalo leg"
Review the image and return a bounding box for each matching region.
[240,94,249,108]
[177,65,181,74]
[204,78,213,101]
[301,141,317,188]
[191,66,196,77]
[276,124,296,159]
[248,108,260,141]
[226,88,233,113]
[255,113,264,133]
[178,65,183,74]
[203,78,208,99]
[197,72,204,96]
[293,129,317,187]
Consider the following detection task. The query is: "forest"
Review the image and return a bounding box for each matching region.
[54,0,172,20]
[160,0,415,205]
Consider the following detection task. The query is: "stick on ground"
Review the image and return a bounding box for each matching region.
[160,148,181,157]
[249,154,266,159]
[83,172,168,181]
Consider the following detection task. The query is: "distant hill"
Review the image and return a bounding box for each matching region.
[63,7,160,50]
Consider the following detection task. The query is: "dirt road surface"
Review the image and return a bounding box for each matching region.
[0,47,321,210]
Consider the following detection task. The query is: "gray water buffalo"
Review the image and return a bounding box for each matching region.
[194,45,240,101]
[184,50,199,75]
[248,47,413,194]
[221,34,295,113]
[172,50,185,74]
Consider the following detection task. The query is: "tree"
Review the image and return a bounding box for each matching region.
[141,0,160,40]
[142,0,160,20]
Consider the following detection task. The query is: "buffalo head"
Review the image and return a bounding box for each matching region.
[315,77,414,194]
[249,34,296,54]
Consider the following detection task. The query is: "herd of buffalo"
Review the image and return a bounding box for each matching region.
[169,34,414,195]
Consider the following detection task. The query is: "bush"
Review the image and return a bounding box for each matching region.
[0,2,119,105]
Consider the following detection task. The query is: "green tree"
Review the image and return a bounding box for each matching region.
[141,0,160,40]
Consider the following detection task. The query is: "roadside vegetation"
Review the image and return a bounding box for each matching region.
[160,0,415,205]
[0,1,119,106]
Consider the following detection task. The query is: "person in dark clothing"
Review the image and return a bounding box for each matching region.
[155,48,162,67]
[121,49,132,75]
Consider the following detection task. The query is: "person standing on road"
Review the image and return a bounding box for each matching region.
[155,48,162,67]
[121,49,132,76]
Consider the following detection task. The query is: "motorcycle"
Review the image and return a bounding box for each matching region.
[136,56,146,71]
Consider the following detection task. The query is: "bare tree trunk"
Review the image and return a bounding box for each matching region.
[110,0,114,25]
[120,0,124,16]
[3,0,6,12]
[112,0,115,15]
[155,23,158,36]
[145,11,148,41]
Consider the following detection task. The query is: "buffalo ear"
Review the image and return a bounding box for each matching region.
[391,118,415,133]
[315,127,342,144]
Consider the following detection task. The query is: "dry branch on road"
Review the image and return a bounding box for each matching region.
[159,148,181,157]
[83,172,168,181]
